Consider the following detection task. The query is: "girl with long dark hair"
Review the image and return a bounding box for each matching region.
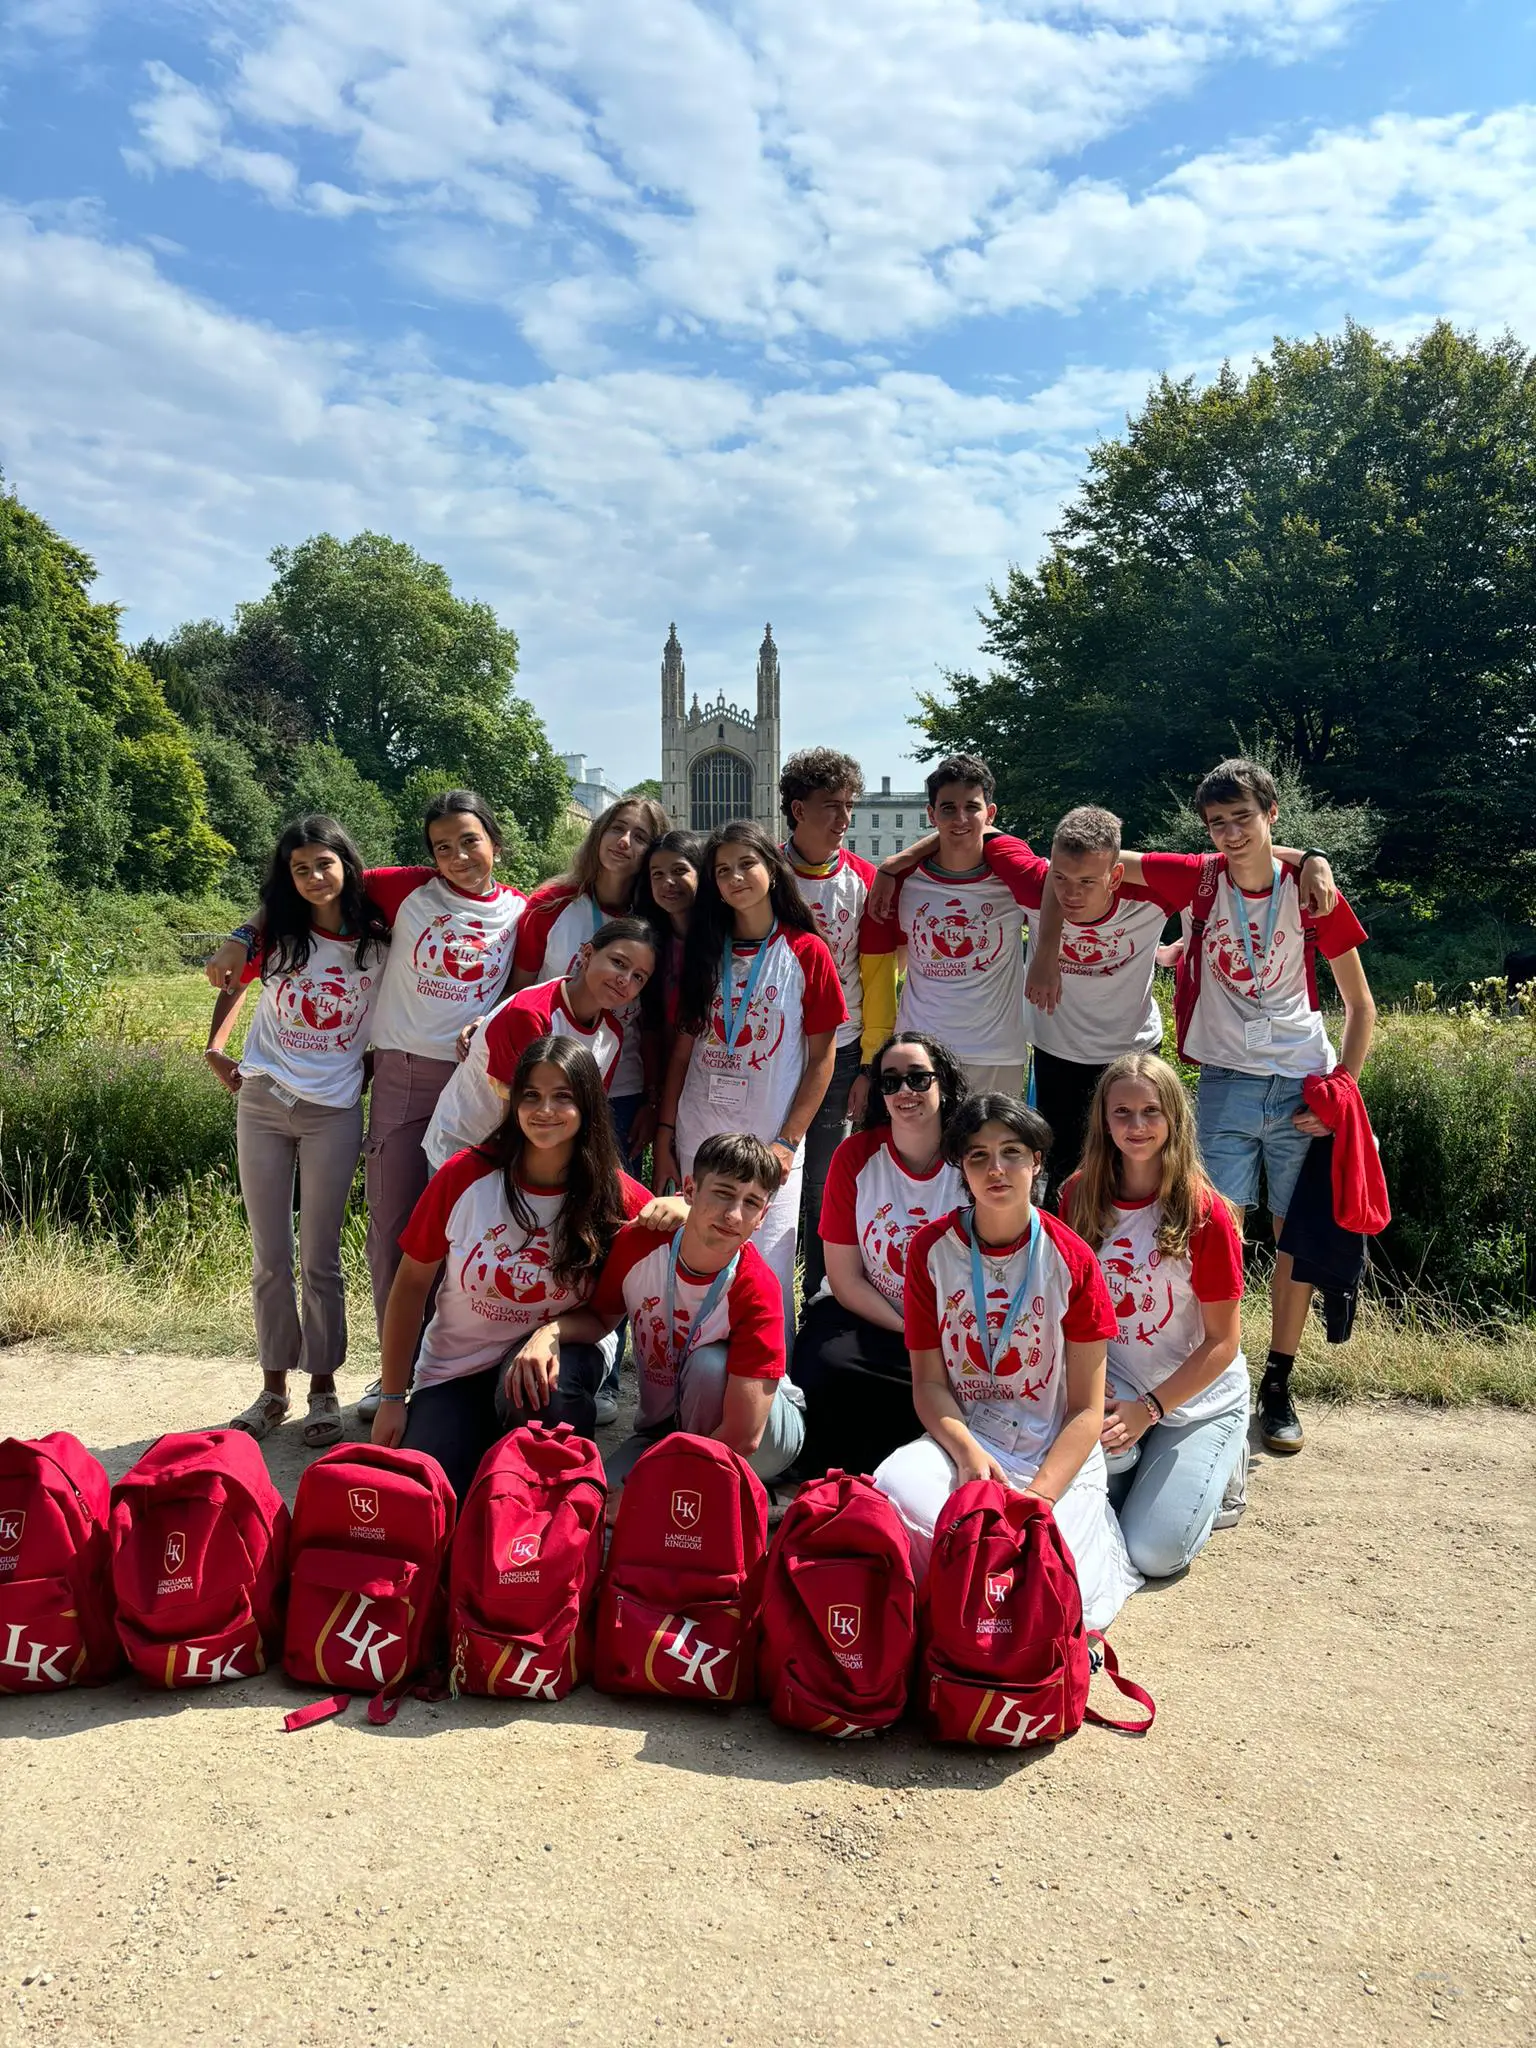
[1059,1052,1248,1577]
[873,1093,1142,1630]
[205,815,391,1446]
[635,829,704,1038]
[790,1031,967,1477]
[653,821,846,1338]
[371,1036,683,1499]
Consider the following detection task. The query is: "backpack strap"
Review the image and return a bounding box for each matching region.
[282,1692,351,1733]
[1171,853,1223,1063]
[1082,1633,1155,1735]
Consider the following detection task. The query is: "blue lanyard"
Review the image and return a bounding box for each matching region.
[967,1210,1043,1376]
[587,895,605,937]
[720,928,774,1053]
[1232,862,1282,1005]
[661,1230,738,1373]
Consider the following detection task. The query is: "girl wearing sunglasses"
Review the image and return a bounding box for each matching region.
[789,1033,967,1478]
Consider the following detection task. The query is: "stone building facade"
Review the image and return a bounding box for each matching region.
[659,623,782,836]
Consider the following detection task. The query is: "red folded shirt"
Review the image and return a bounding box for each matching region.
[1301,1070,1391,1235]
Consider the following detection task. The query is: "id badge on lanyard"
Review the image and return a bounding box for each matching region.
[967,1211,1043,1376]
[662,1231,738,1410]
[710,932,772,1111]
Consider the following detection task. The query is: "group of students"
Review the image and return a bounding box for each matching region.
[203,743,1376,1639]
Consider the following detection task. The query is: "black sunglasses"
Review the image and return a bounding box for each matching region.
[878,1070,937,1095]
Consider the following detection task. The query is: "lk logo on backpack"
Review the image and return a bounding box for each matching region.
[283,1444,455,1718]
[449,1422,606,1700]
[758,1470,916,1738]
[110,1431,289,1688]
[921,1480,1153,1748]
[594,1434,767,1706]
[0,1433,119,1693]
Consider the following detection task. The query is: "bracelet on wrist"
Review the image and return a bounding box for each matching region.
[656,1121,675,1133]
[1299,848,1328,871]
[378,1391,407,1404]
[1141,1390,1164,1424]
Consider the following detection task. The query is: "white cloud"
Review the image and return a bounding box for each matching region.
[124,0,1365,359]
[0,201,1141,782]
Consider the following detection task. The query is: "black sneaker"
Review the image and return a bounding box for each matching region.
[1258,1371,1304,1454]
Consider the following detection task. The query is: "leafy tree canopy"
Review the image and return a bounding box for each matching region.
[915,322,1536,918]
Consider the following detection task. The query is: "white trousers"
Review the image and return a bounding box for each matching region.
[873,1435,1142,1635]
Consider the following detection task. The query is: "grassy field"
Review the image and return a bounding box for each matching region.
[2,968,1533,1405]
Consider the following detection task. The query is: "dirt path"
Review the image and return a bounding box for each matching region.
[0,1346,1530,2048]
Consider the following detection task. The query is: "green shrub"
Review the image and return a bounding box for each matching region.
[0,875,123,1056]
[1358,1012,1535,1320]
[0,1042,238,1231]
[76,887,246,972]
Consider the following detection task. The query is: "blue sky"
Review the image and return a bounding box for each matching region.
[2,1,1532,793]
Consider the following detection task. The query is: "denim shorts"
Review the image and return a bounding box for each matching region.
[1196,1066,1315,1219]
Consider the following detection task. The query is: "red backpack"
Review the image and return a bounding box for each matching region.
[758,1470,916,1738]
[1173,851,1319,1062]
[921,1480,1153,1748]
[283,1445,455,1721]
[594,1433,767,1708]
[449,1422,606,1701]
[110,1431,289,1688]
[0,1433,119,1692]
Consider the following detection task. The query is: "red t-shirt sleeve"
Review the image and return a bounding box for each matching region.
[1189,1197,1245,1302]
[981,832,1046,907]
[484,989,550,1087]
[1311,887,1368,960]
[1056,1171,1082,1226]
[1135,852,1204,915]
[512,886,574,975]
[724,1250,785,1379]
[592,1222,663,1319]
[903,1217,947,1350]
[1044,1214,1119,1342]
[398,1149,494,1264]
[818,1133,868,1244]
[618,1173,653,1220]
[364,865,436,926]
[794,931,849,1035]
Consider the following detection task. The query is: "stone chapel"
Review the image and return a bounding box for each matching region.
[659,622,782,836]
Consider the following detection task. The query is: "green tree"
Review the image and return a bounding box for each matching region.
[625,778,663,803]
[285,739,399,866]
[193,731,279,893]
[264,532,568,841]
[1,478,230,891]
[916,323,1536,915]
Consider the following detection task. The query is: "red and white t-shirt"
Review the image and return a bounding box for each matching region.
[785,846,878,1053]
[1015,862,1187,1066]
[514,885,645,1098]
[366,866,524,1061]
[675,924,847,1170]
[1144,854,1367,1078]
[238,930,384,1110]
[423,981,621,1173]
[905,1206,1117,1476]
[820,1128,964,1310]
[866,833,1039,1066]
[1063,1179,1248,1425]
[593,1224,784,1430]
[400,1150,650,1387]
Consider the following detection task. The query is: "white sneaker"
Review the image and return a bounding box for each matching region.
[356,1379,384,1423]
[1213,1437,1250,1531]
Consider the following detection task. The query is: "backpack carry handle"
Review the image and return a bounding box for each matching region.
[1082,1634,1155,1735]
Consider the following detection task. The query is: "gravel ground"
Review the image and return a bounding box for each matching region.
[0,1345,1531,2048]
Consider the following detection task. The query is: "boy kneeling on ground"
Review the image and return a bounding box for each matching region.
[567,1132,807,1503]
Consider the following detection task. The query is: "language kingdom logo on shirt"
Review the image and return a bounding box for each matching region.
[274,964,372,1048]
[1103,1235,1175,1348]
[705,979,785,1067]
[1060,922,1135,977]
[412,912,492,985]
[907,897,1005,979]
[459,1221,560,1319]
[1205,909,1290,1000]
[860,1200,937,1304]
[945,1284,1052,1401]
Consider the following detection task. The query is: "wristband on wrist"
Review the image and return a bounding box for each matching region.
[378,1391,407,1403]
[1299,848,1328,871]
[1141,1390,1165,1424]
[230,923,260,961]
[656,1121,675,1133]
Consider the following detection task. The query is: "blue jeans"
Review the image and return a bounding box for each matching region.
[1196,1066,1314,1218]
[604,1344,806,1489]
[1107,1406,1248,1580]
